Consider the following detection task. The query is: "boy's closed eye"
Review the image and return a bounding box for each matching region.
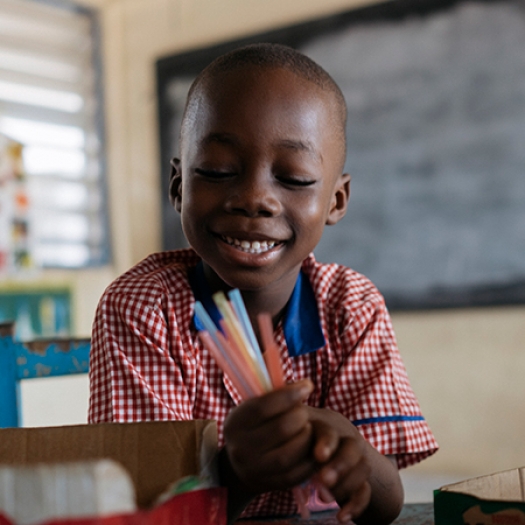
[195,167,317,188]
[273,161,319,188]
[276,175,317,187]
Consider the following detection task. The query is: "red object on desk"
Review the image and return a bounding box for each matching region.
[0,488,227,525]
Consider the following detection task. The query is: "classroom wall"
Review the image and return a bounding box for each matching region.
[18,0,525,488]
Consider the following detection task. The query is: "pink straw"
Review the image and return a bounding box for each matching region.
[215,328,265,398]
[198,331,252,400]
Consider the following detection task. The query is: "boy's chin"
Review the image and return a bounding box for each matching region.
[213,264,303,298]
[215,268,277,293]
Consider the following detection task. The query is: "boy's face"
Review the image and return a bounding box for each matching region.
[172,65,350,295]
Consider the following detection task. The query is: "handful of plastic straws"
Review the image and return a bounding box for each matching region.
[194,289,310,518]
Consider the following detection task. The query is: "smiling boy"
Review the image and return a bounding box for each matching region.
[89,44,437,524]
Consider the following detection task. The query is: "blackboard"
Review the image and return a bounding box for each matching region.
[156,0,525,310]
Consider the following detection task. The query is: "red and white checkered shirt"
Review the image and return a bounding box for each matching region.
[88,249,437,517]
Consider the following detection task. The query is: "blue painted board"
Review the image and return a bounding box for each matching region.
[15,339,90,380]
[0,323,90,428]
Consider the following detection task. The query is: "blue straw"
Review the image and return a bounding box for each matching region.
[194,300,254,396]
[194,301,222,346]
[228,289,271,387]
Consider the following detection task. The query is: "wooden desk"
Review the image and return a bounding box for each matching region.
[236,503,433,524]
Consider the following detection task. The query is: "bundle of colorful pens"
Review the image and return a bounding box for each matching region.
[194,289,310,518]
[194,289,285,398]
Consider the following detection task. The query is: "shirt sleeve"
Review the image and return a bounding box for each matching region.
[325,294,438,469]
[88,284,193,423]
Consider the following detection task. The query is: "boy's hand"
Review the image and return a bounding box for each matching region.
[307,407,404,525]
[222,379,315,495]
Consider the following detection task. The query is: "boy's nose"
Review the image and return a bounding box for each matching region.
[224,173,282,217]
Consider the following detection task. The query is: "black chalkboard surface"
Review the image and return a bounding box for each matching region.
[156,0,525,310]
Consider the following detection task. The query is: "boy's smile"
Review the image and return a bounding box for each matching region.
[221,236,278,254]
[171,64,350,311]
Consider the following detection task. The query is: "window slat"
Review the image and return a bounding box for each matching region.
[0,33,92,66]
[0,57,91,90]
[0,0,90,42]
[0,101,96,128]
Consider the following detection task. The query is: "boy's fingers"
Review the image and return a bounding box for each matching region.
[257,422,313,474]
[231,380,313,426]
[259,379,313,418]
[227,408,311,467]
[244,458,315,493]
[256,408,312,453]
[230,425,316,492]
[312,420,339,463]
[264,460,316,491]
[317,438,369,489]
[254,446,317,492]
[228,399,311,450]
[316,437,372,516]
[337,481,372,523]
[224,381,317,491]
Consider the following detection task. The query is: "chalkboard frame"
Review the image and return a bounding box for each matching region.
[156,0,525,311]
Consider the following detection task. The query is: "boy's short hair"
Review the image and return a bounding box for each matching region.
[181,43,348,158]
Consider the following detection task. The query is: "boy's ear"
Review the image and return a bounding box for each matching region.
[168,157,182,213]
[326,173,351,226]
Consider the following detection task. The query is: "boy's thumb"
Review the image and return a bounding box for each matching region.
[291,379,314,400]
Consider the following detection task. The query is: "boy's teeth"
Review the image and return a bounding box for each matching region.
[223,236,277,253]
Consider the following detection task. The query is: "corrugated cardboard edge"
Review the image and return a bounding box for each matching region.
[0,420,218,509]
[439,467,525,502]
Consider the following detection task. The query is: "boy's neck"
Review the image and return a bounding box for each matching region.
[201,262,301,331]
[241,288,291,337]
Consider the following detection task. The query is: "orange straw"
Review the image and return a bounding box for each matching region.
[258,312,311,519]
[257,313,284,388]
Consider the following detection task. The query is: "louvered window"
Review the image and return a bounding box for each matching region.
[0,0,108,268]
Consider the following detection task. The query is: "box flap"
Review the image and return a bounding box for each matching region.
[0,420,217,509]
[440,467,525,502]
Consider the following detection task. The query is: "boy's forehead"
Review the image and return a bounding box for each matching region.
[185,65,341,138]
[181,63,347,168]
[201,64,335,105]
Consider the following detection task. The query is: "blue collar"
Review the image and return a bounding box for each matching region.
[188,261,325,357]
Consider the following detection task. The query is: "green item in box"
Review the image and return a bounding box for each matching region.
[434,467,525,525]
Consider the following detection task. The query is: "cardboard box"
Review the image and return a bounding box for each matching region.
[0,420,219,510]
[434,467,525,525]
[0,420,217,508]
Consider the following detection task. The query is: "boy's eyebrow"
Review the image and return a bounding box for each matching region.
[275,139,322,161]
[201,133,238,146]
[201,133,322,161]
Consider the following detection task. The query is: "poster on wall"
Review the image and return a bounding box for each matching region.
[0,133,33,275]
[0,288,71,341]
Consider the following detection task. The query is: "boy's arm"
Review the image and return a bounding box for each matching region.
[308,406,404,525]
[316,294,437,522]
[88,288,193,423]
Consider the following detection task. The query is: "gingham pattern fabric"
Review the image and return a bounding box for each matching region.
[88,248,438,518]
